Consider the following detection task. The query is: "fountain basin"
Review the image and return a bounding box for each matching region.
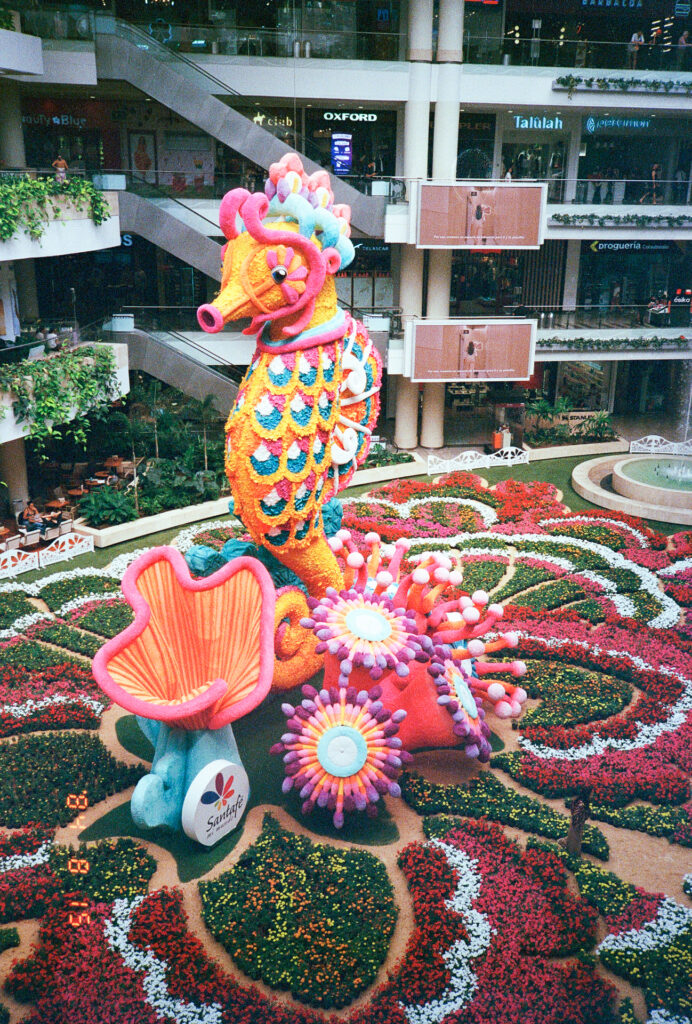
[613,456,692,510]
[572,455,692,526]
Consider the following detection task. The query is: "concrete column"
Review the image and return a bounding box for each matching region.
[432,63,461,179]
[562,239,581,313]
[407,0,433,61]
[394,54,433,450]
[403,62,432,180]
[0,80,26,168]
[13,260,39,322]
[420,250,453,448]
[564,114,582,204]
[437,0,464,63]
[420,58,460,450]
[395,246,425,449]
[0,437,30,511]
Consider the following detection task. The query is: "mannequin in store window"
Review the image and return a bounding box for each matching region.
[52,154,68,184]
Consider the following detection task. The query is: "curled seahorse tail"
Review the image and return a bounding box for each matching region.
[269,534,343,598]
[272,586,323,690]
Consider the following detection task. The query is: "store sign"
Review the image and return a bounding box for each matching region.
[581,0,643,8]
[417,182,546,249]
[181,759,249,847]
[409,319,535,383]
[252,112,293,127]
[512,114,563,130]
[324,111,378,122]
[589,240,673,253]
[331,133,353,176]
[23,112,87,129]
[585,115,651,133]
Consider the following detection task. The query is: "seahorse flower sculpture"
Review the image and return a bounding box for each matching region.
[93,547,275,832]
[197,154,383,599]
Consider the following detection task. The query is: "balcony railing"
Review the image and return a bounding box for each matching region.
[512,304,691,331]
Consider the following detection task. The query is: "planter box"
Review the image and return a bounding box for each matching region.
[74,455,429,547]
[524,438,629,461]
[74,495,233,548]
[351,452,427,487]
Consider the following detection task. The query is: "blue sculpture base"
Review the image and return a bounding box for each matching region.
[131,718,244,832]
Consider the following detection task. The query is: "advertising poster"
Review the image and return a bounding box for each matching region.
[417,182,545,249]
[410,319,535,383]
[331,133,353,176]
[129,131,156,184]
[159,133,214,192]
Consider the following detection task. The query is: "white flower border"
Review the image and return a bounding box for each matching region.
[540,515,650,548]
[342,496,499,529]
[0,839,53,874]
[400,840,493,1024]
[172,518,244,555]
[659,558,692,579]
[401,530,678,629]
[104,894,223,1024]
[647,1010,692,1024]
[515,632,692,761]
[1,693,106,721]
[599,896,692,954]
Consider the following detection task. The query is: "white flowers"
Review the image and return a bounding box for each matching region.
[1,694,105,720]
[0,840,53,874]
[599,897,692,954]
[516,632,692,762]
[173,518,242,555]
[104,895,223,1024]
[400,840,493,1024]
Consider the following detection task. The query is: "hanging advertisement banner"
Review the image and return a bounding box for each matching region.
[408,318,536,383]
[416,182,546,249]
[331,133,353,176]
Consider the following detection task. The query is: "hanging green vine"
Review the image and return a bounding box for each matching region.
[538,334,691,352]
[0,346,121,453]
[554,74,692,98]
[0,176,111,243]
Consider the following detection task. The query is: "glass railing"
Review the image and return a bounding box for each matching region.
[25,9,404,61]
[119,306,218,334]
[464,34,692,73]
[20,7,95,42]
[503,304,691,331]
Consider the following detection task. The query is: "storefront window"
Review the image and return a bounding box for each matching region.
[336,243,392,311]
[577,240,686,310]
[22,98,121,174]
[577,118,679,203]
[305,108,396,181]
[457,113,496,179]
[557,360,613,411]
[451,251,524,317]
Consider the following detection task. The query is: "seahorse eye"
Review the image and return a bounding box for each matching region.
[271,266,288,284]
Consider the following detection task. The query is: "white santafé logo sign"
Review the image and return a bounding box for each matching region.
[181,759,249,846]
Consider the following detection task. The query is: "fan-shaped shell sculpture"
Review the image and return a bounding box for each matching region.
[93,547,276,731]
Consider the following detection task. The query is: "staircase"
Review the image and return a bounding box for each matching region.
[94,16,385,237]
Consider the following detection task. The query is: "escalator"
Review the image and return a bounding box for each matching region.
[100,324,239,415]
[94,15,385,237]
[118,187,224,281]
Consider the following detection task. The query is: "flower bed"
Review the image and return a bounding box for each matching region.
[0,661,105,737]
[199,814,397,1008]
[569,857,692,1021]
[399,771,610,859]
[0,733,144,828]
[63,599,134,639]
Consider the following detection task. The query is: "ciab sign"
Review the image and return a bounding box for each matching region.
[181,759,249,846]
